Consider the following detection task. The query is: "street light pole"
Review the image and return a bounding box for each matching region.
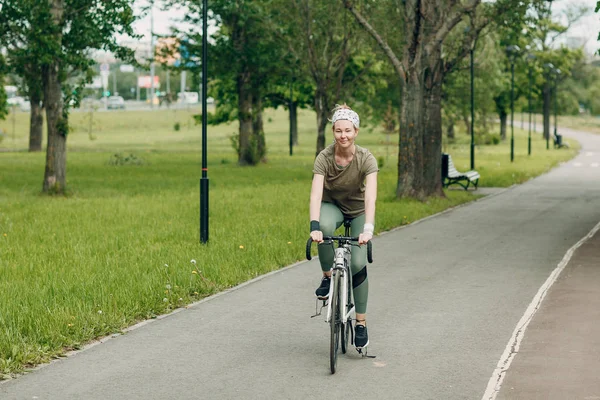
[527,53,535,156]
[149,0,155,109]
[510,59,515,162]
[506,45,519,163]
[200,0,209,243]
[553,68,560,145]
[543,63,554,150]
[470,45,475,170]
[289,76,293,156]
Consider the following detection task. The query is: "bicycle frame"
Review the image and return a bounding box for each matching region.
[325,243,354,325]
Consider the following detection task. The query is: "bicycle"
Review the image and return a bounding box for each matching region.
[306,219,374,374]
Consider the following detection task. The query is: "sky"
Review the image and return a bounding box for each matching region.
[553,0,600,55]
[131,1,189,42]
[129,0,600,56]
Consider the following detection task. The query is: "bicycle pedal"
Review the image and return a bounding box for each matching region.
[356,347,376,359]
[310,298,326,318]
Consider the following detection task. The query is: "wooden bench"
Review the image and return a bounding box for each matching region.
[553,132,569,149]
[441,153,480,190]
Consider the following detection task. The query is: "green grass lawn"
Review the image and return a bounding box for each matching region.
[0,106,579,377]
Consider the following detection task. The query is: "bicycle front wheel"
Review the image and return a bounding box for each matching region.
[341,271,351,354]
[341,319,350,354]
[330,273,341,374]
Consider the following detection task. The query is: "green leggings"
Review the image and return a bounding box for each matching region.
[317,202,369,314]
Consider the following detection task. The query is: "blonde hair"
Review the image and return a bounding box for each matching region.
[331,103,352,113]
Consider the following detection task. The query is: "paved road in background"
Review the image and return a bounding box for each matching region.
[2,128,600,399]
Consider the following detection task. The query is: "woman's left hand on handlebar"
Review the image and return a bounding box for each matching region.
[358,232,372,245]
[310,230,324,243]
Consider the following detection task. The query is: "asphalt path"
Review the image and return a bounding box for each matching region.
[2,127,600,399]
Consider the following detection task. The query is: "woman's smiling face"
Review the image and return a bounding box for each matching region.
[333,119,358,148]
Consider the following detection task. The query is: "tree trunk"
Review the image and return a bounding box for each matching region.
[397,69,425,199]
[41,0,66,193]
[422,55,444,198]
[447,119,455,139]
[29,95,43,152]
[42,61,67,193]
[499,110,507,140]
[314,90,328,156]
[237,72,253,165]
[542,81,551,141]
[290,101,298,145]
[463,114,471,137]
[251,94,266,163]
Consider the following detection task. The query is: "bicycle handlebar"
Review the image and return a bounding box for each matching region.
[306,236,373,264]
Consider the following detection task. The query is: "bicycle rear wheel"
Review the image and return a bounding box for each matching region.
[330,273,341,374]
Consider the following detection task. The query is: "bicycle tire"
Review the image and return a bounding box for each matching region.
[330,273,341,374]
[341,319,350,354]
[341,270,351,354]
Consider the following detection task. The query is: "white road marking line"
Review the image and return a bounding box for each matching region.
[586,152,594,156]
[591,163,599,168]
[573,162,583,167]
[481,220,600,400]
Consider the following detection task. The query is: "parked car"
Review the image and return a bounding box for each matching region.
[107,96,125,110]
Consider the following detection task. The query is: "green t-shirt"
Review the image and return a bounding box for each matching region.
[313,144,379,218]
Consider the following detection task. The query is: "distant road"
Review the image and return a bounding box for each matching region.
[72,100,204,113]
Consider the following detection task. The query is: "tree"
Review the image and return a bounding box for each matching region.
[597,1,600,52]
[442,32,505,140]
[570,59,600,114]
[276,0,365,155]
[262,60,314,148]
[524,1,589,141]
[0,57,7,121]
[344,0,533,199]
[346,1,499,198]
[0,2,46,151]
[0,0,137,193]
[170,0,286,165]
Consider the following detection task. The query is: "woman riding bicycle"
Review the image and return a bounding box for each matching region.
[309,104,378,349]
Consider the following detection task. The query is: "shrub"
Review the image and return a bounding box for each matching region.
[478,133,501,145]
[107,153,146,166]
[174,122,181,131]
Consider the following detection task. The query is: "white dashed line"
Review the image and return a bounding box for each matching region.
[591,163,599,168]
[481,221,600,400]
[586,152,594,156]
[574,162,583,167]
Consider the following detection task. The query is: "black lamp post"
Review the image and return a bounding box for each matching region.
[289,74,293,156]
[543,62,554,150]
[526,52,536,156]
[470,39,476,170]
[506,45,520,163]
[200,0,209,243]
[553,68,561,144]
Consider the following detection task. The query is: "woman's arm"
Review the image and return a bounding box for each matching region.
[309,174,325,242]
[359,172,378,244]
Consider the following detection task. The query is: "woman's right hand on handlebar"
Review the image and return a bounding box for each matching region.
[310,230,324,243]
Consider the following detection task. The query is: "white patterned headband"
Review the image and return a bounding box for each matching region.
[331,108,360,129]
